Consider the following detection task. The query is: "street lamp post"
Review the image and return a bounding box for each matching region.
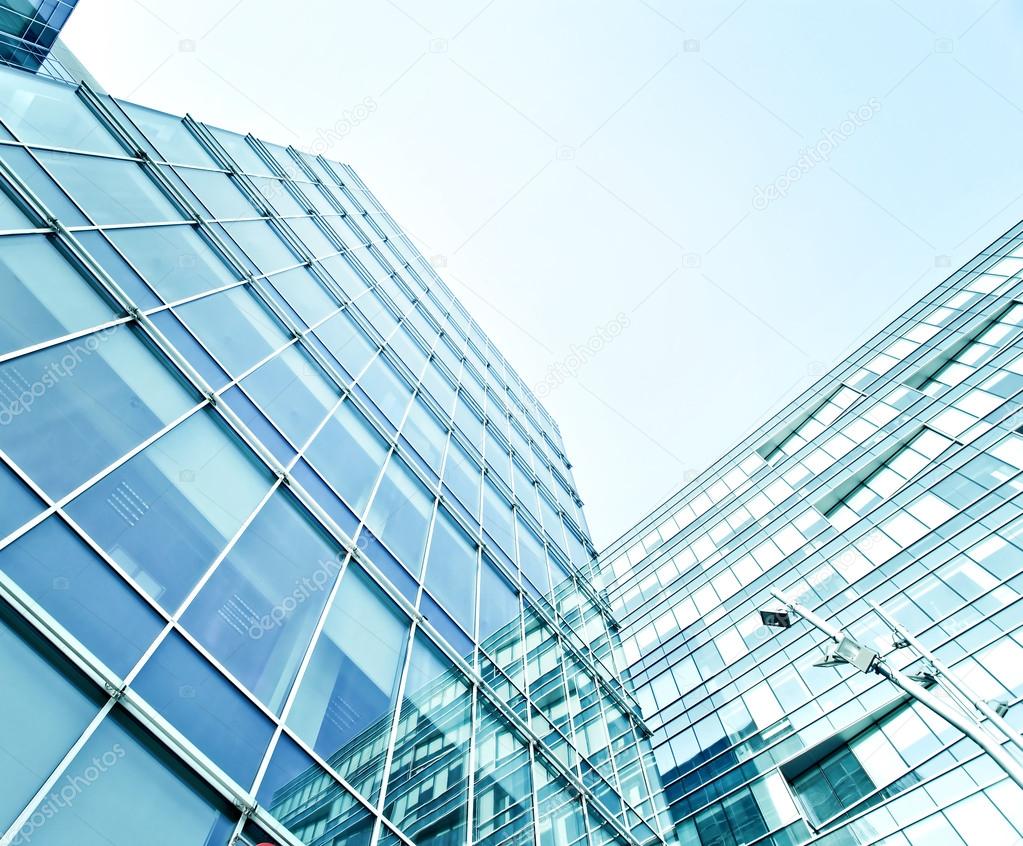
[762,587,1023,792]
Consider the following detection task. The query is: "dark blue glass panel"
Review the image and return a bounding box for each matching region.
[290,459,359,536]
[420,593,472,659]
[148,310,231,391]
[133,630,274,787]
[357,527,418,602]
[220,385,296,467]
[0,517,163,675]
[0,460,43,539]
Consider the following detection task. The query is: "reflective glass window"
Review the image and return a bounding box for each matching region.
[287,566,409,802]
[37,151,183,225]
[0,516,164,675]
[133,630,274,786]
[305,399,387,515]
[118,101,216,166]
[66,409,272,612]
[241,344,339,448]
[0,234,115,357]
[365,454,434,574]
[222,220,298,273]
[0,607,101,832]
[384,634,471,844]
[0,66,122,154]
[0,324,197,498]
[175,286,289,377]
[424,505,478,633]
[181,490,343,713]
[21,709,237,846]
[107,224,237,302]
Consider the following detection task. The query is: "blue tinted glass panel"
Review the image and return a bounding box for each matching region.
[0,234,115,356]
[384,633,471,841]
[365,454,434,574]
[175,286,289,377]
[177,167,258,219]
[286,566,409,801]
[133,630,274,786]
[66,409,272,612]
[268,266,339,328]
[36,151,183,225]
[318,253,369,299]
[0,607,100,832]
[107,224,237,302]
[222,220,298,273]
[305,400,387,515]
[240,344,339,448]
[479,557,520,645]
[0,324,197,498]
[0,66,122,154]
[424,506,478,633]
[0,460,43,538]
[117,101,216,166]
[256,733,371,844]
[316,309,377,377]
[358,355,412,427]
[0,517,164,675]
[181,490,342,713]
[71,230,161,310]
[24,707,237,845]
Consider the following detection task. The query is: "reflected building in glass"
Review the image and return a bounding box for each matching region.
[599,227,1023,844]
[0,64,671,846]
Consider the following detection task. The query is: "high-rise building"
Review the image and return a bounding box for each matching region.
[0,64,671,846]
[599,225,1023,845]
[0,0,78,76]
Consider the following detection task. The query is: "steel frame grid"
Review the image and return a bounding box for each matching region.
[0,73,669,846]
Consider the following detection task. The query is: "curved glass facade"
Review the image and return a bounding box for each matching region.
[600,224,1023,845]
[0,65,670,846]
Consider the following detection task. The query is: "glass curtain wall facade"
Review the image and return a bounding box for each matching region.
[0,0,77,74]
[599,225,1023,845]
[0,65,670,846]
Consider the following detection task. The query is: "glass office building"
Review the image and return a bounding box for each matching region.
[0,65,671,846]
[0,0,77,74]
[599,225,1023,845]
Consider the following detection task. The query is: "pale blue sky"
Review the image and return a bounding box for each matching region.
[64,0,1023,547]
